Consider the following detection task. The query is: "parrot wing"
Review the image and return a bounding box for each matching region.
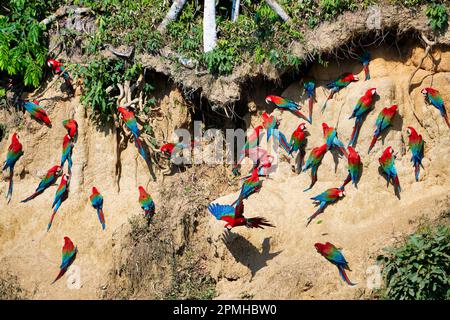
[208,203,235,221]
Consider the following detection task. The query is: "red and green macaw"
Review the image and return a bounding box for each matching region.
[341,146,362,189]
[90,187,105,230]
[18,99,51,126]
[63,119,78,141]
[261,112,278,143]
[406,126,424,182]
[368,105,397,154]
[289,123,307,156]
[138,186,155,221]
[2,133,24,202]
[60,134,74,174]
[303,143,328,191]
[348,88,377,147]
[52,236,77,284]
[47,58,74,94]
[117,106,148,162]
[208,198,274,230]
[48,173,70,231]
[322,73,358,112]
[21,165,62,203]
[304,81,315,123]
[379,146,401,195]
[314,242,355,286]
[421,87,449,128]
[307,188,345,226]
[231,167,262,206]
[232,126,263,175]
[160,142,192,158]
[322,122,348,158]
[358,51,371,81]
[265,95,310,123]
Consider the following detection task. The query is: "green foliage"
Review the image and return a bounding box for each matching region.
[377,225,450,300]
[319,0,357,20]
[72,58,142,121]
[426,2,448,31]
[0,0,62,87]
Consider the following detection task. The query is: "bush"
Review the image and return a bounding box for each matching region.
[426,2,448,31]
[377,225,450,300]
[319,0,357,20]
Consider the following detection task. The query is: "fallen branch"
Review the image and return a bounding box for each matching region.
[265,0,290,22]
[40,6,91,26]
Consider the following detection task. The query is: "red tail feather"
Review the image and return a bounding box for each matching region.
[444,115,450,129]
[368,135,378,153]
[338,265,356,286]
[308,97,313,122]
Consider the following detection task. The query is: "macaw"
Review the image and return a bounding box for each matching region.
[138,186,155,221]
[289,123,307,172]
[265,95,310,123]
[314,242,355,286]
[90,187,105,230]
[63,119,78,141]
[2,133,24,202]
[322,122,348,158]
[60,134,74,174]
[208,198,274,230]
[421,87,450,128]
[21,165,62,203]
[322,73,359,112]
[307,188,345,226]
[379,146,401,195]
[160,142,191,158]
[303,144,328,191]
[117,106,148,162]
[232,126,263,175]
[348,88,377,147]
[18,99,51,126]
[368,105,397,154]
[406,126,424,182]
[48,173,70,231]
[304,81,315,123]
[358,51,371,81]
[272,129,292,155]
[231,167,262,206]
[52,236,77,284]
[341,146,362,189]
[47,58,74,94]
[261,112,278,143]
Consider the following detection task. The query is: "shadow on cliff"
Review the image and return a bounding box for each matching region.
[222,233,281,281]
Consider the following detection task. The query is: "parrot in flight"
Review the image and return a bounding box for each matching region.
[314,242,355,286]
[341,146,362,189]
[48,173,70,231]
[358,51,371,81]
[379,146,401,196]
[406,126,424,182]
[348,88,377,147]
[261,112,279,144]
[307,188,345,226]
[368,105,397,154]
[60,134,74,174]
[303,144,328,192]
[18,99,51,126]
[322,122,348,158]
[208,198,274,230]
[21,165,62,203]
[289,123,307,172]
[232,126,263,175]
[90,187,106,230]
[47,58,74,95]
[231,167,262,206]
[2,133,24,202]
[322,73,358,112]
[138,186,155,222]
[265,95,310,123]
[118,106,148,162]
[304,81,315,123]
[63,119,78,142]
[52,236,77,284]
[421,87,449,128]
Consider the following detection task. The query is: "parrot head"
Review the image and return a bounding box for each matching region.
[298,123,307,131]
[254,125,263,136]
[265,96,274,104]
[46,59,54,67]
[421,87,434,96]
[406,126,418,138]
[92,187,99,195]
[117,106,126,116]
[390,104,398,113]
[50,165,63,176]
[314,242,325,253]
[138,186,147,197]
[351,74,359,81]
[160,143,175,155]
[11,132,19,143]
[224,224,233,231]
[366,88,377,97]
[321,122,330,133]
[338,189,345,198]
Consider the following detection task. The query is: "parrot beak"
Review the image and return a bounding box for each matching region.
[353,75,359,81]
[406,128,411,135]
[265,97,270,104]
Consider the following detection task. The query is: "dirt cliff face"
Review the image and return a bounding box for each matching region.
[0,43,449,299]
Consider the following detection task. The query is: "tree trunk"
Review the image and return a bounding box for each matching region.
[231,0,240,22]
[157,0,188,33]
[203,0,217,52]
[264,0,290,22]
